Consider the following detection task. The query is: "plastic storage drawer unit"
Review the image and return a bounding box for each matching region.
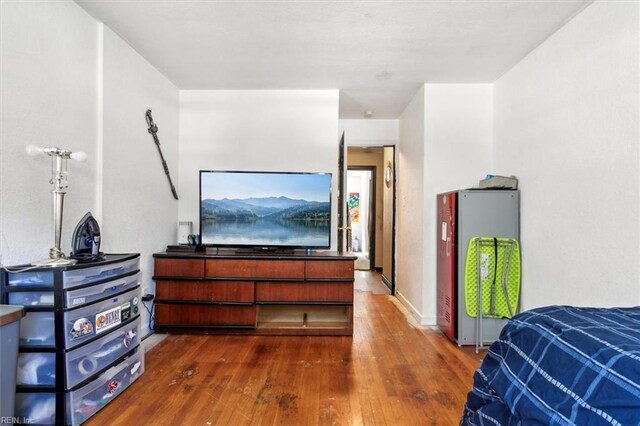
[14,392,56,425]
[9,272,140,309]
[63,287,140,349]
[16,352,56,386]
[0,305,24,420]
[8,291,54,307]
[68,347,144,425]
[62,258,139,289]
[19,286,140,349]
[2,253,143,425]
[66,317,141,389]
[19,311,56,346]
[16,317,142,389]
[6,257,139,290]
[65,272,140,308]
[6,270,55,287]
[13,347,144,425]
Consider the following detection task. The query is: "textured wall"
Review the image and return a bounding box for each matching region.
[494,1,640,309]
[397,87,426,319]
[102,26,180,336]
[422,84,494,324]
[178,90,340,248]
[0,1,97,265]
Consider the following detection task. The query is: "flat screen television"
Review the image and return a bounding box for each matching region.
[199,170,332,250]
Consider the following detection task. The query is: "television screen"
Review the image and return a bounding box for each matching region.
[200,171,332,249]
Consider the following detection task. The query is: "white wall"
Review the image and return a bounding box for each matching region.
[494,0,640,309]
[0,1,179,337]
[0,1,97,265]
[397,84,493,325]
[102,26,180,335]
[422,84,493,323]
[397,87,426,319]
[178,90,340,248]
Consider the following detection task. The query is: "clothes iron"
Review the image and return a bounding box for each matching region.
[70,212,104,262]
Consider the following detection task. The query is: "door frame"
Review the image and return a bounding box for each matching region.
[347,166,376,271]
[337,132,346,252]
[386,145,397,295]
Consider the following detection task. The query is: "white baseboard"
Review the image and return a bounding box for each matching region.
[395,291,422,324]
[394,291,437,329]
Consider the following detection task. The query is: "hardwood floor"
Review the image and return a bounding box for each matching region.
[353,270,390,295]
[88,274,483,425]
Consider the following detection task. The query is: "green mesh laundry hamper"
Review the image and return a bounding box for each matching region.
[464,237,521,319]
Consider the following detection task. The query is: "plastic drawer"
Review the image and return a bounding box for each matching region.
[7,270,54,287]
[14,392,56,425]
[63,258,139,289]
[8,291,55,307]
[69,347,144,426]
[20,311,56,346]
[66,317,141,389]
[17,352,56,386]
[64,287,140,349]
[65,272,140,308]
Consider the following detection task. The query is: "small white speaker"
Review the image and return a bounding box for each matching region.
[178,221,192,244]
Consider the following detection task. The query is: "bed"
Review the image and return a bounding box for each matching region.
[460,305,640,425]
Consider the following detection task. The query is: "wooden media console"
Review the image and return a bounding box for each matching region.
[153,251,356,335]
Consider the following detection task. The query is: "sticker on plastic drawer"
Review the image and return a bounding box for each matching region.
[71,318,94,340]
[107,379,120,395]
[95,306,121,335]
[94,299,138,335]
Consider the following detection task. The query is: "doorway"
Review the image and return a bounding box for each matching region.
[344,145,396,293]
[347,167,375,270]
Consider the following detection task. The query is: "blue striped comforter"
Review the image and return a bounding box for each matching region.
[461,306,640,425]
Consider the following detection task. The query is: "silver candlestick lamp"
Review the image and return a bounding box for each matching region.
[26,145,87,267]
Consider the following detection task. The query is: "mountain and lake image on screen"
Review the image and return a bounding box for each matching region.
[200,171,332,248]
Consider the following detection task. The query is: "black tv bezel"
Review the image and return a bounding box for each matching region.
[199,170,333,251]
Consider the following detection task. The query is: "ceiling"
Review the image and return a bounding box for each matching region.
[75,0,591,119]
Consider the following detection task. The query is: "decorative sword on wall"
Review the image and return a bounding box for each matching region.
[145,109,179,200]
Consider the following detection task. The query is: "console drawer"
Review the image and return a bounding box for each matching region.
[156,280,254,303]
[155,304,256,327]
[205,259,304,279]
[255,281,353,303]
[154,258,204,278]
[305,260,354,279]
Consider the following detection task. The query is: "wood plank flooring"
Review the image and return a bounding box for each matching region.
[87,274,483,425]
